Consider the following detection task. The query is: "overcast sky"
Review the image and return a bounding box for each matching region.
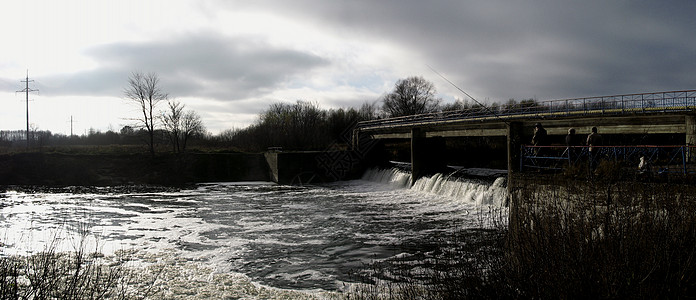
[1,0,695,135]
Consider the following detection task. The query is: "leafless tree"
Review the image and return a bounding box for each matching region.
[180,110,205,152]
[162,100,183,152]
[381,76,441,117]
[359,101,380,120]
[162,100,205,153]
[123,72,167,155]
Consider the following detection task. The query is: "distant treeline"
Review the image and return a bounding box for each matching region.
[0,97,545,153]
[217,101,380,152]
[0,101,381,153]
[214,98,542,152]
[0,128,163,148]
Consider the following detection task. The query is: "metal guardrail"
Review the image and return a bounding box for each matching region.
[520,145,696,174]
[357,90,696,130]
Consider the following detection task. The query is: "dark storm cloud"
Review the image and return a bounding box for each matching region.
[41,32,329,100]
[232,0,696,101]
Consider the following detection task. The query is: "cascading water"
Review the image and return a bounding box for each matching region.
[362,167,508,206]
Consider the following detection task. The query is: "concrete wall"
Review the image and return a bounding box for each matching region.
[0,153,270,186]
[264,151,366,185]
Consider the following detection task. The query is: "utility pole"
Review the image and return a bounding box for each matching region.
[67,115,78,136]
[16,70,39,147]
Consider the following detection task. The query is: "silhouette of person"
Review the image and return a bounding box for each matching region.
[565,128,581,162]
[532,123,548,156]
[565,128,581,147]
[587,126,603,170]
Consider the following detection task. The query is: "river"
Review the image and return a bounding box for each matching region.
[0,167,507,298]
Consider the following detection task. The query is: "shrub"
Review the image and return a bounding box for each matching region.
[1,233,151,299]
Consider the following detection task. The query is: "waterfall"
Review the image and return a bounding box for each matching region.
[361,167,412,188]
[361,168,508,207]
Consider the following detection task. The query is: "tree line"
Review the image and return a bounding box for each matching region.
[1,74,542,153]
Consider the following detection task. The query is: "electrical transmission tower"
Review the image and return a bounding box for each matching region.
[16,70,39,147]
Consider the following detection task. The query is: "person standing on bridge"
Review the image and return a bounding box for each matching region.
[565,128,581,147]
[587,126,603,170]
[532,123,548,156]
[565,128,581,162]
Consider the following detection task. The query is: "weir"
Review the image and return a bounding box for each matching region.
[362,167,508,207]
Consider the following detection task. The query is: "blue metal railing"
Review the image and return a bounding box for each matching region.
[520,145,696,174]
[357,90,696,130]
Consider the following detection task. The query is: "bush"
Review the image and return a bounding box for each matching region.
[1,233,152,299]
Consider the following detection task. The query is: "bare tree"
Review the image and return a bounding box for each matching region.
[162,100,205,153]
[381,76,441,117]
[162,100,184,152]
[180,110,205,152]
[359,101,380,120]
[123,72,167,155]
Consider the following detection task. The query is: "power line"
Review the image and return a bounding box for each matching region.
[16,70,39,147]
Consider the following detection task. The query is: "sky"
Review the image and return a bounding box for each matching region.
[1,0,695,136]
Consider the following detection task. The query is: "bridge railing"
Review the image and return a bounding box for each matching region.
[357,90,696,130]
[520,145,696,174]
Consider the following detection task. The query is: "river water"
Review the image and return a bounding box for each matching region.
[0,168,507,298]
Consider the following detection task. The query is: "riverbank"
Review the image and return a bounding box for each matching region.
[349,172,696,299]
[0,152,269,186]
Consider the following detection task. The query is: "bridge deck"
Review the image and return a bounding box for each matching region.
[357,89,696,134]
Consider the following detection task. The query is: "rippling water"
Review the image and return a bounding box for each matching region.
[0,168,507,297]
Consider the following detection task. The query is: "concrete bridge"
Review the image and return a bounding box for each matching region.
[354,90,696,184]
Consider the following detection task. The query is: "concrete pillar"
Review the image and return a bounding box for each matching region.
[507,122,524,176]
[411,127,426,186]
[351,128,362,151]
[507,122,524,230]
[410,128,447,186]
[687,115,696,162]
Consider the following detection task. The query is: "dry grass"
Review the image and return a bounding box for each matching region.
[506,173,696,299]
[1,232,154,299]
[346,170,696,299]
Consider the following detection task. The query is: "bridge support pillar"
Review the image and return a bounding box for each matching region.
[687,115,696,162]
[507,121,524,177]
[411,128,426,186]
[411,128,446,186]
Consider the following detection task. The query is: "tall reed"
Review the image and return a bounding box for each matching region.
[507,172,696,298]
[346,168,696,299]
[1,228,152,299]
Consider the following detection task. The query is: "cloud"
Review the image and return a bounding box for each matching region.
[229,0,696,101]
[7,0,696,134]
[39,32,330,101]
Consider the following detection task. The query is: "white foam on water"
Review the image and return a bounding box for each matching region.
[1,174,508,298]
[361,167,508,207]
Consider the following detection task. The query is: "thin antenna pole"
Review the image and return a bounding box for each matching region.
[427,64,509,125]
[17,70,39,147]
